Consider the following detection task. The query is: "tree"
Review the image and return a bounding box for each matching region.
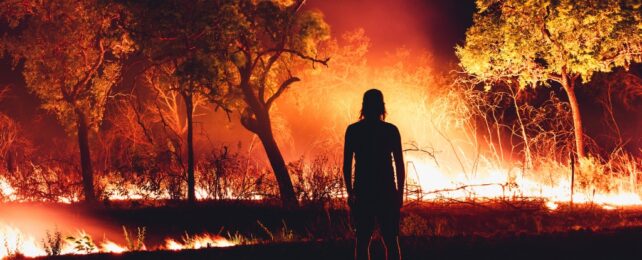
[126,0,227,202]
[212,0,330,207]
[457,0,642,159]
[2,0,134,202]
[143,63,211,202]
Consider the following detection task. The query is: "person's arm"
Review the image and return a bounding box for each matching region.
[392,126,405,207]
[343,127,355,205]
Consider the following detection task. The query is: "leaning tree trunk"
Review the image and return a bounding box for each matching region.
[238,74,298,208]
[184,93,196,203]
[256,124,298,208]
[561,71,586,159]
[76,110,96,203]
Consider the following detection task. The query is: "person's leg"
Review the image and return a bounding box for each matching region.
[382,234,401,260]
[353,202,375,260]
[355,227,374,260]
[379,198,401,260]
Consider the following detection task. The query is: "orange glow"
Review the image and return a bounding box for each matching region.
[164,233,236,250]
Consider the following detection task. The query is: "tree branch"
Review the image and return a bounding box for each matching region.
[72,38,105,98]
[258,45,285,102]
[255,48,330,69]
[265,76,300,110]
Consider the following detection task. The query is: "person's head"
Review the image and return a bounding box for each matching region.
[360,89,386,121]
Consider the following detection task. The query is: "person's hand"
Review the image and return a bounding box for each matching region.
[348,193,356,208]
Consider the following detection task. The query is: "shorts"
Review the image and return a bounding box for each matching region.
[351,193,400,237]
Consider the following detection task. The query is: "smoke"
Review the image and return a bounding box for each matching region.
[305,0,475,65]
[0,203,123,244]
[198,0,477,162]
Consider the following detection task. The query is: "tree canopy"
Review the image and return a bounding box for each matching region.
[459,0,641,86]
[1,0,134,201]
[3,0,134,132]
[457,0,642,158]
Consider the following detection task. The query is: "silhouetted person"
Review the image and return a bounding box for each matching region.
[344,89,405,260]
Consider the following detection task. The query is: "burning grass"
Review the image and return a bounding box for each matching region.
[3,200,642,259]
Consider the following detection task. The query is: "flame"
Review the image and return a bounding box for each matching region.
[602,205,617,211]
[0,177,16,202]
[0,223,45,258]
[406,154,642,207]
[0,223,235,259]
[100,241,128,254]
[545,201,559,211]
[164,233,235,250]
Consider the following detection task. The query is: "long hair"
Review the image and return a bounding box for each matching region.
[359,89,386,120]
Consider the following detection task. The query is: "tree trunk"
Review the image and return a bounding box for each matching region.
[184,93,196,203]
[561,72,586,159]
[238,73,298,208]
[256,126,298,208]
[76,110,96,203]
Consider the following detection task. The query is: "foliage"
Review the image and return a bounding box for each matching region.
[42,228,63,256]
[125,0,232,113]
[122,226,146,251]
[1,0,136,201]
[197,145,278,200]
[400,213,431,237]
[125,0,232,202]
[208,0,330,207]
[100,95,187,200]
[142,64,211,139]
[458,0,642,87]
[65,232,96,254]
[1,161,82,203]
[256,220,296,242]
[457,0,642,158]
[0,113,32,173]
[2,0,134,132]
[290,155,344,204]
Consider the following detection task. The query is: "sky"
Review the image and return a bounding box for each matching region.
[307,0,476,66]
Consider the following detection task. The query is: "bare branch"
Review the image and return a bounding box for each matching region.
[265,76,300,109]
[256,48,330,69]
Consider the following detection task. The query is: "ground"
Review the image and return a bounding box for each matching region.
[31,229,642,259]
[4,200,642,259]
